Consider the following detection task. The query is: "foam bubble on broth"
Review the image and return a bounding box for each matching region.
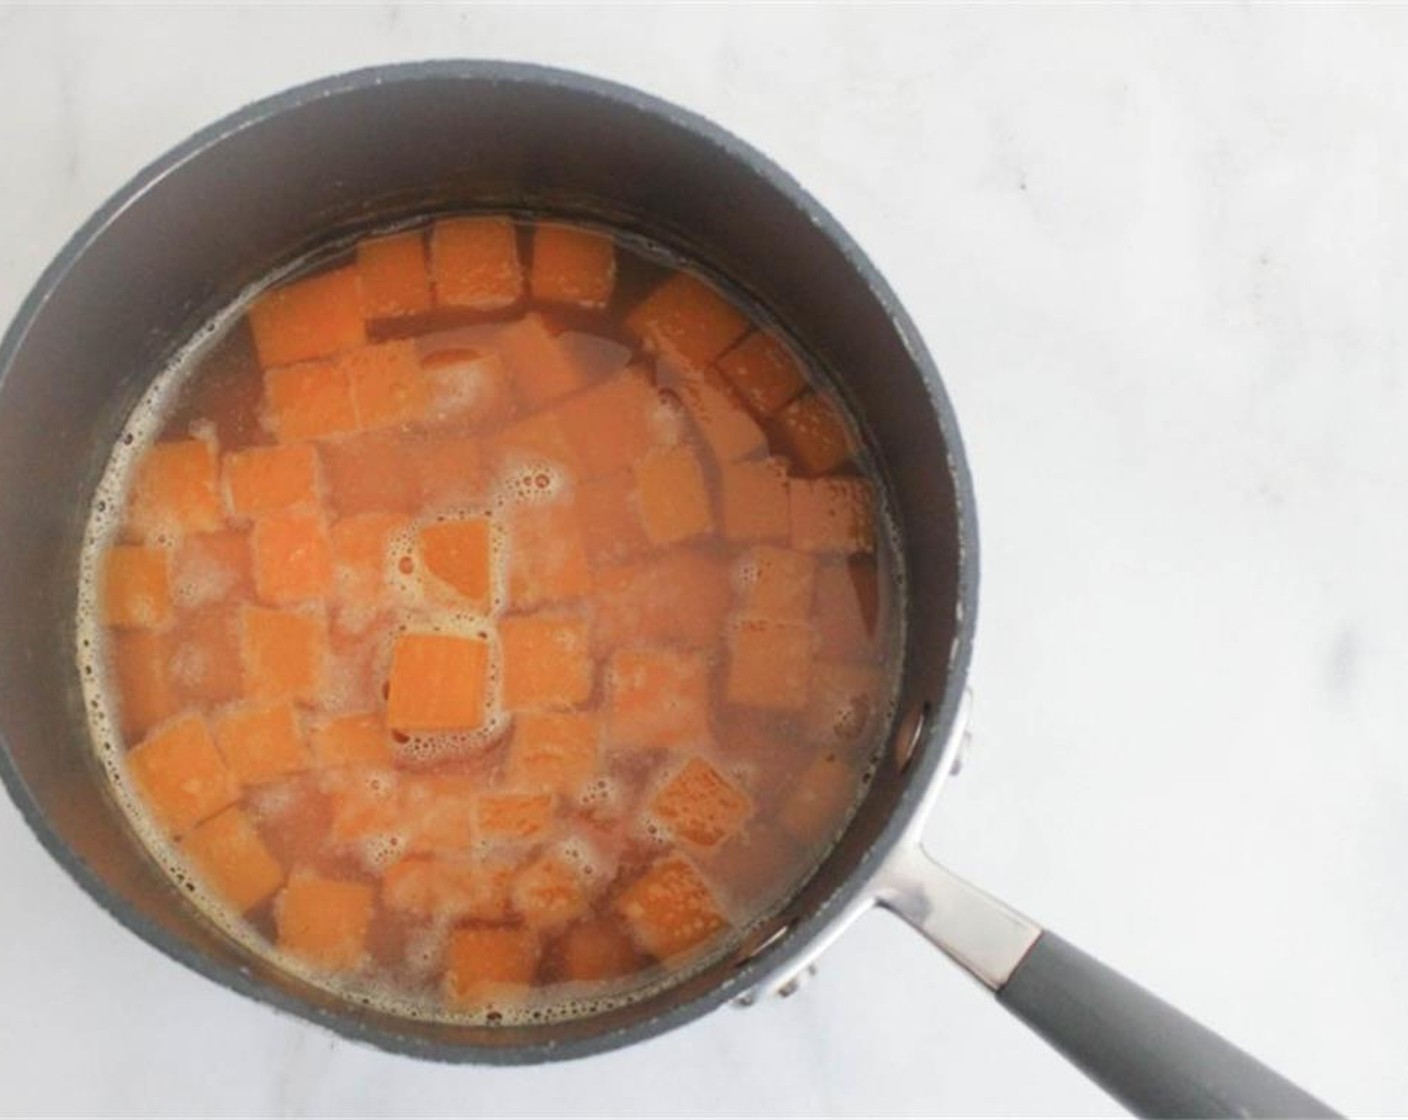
[74,213,910,1029]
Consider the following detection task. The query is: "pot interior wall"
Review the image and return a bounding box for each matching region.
[0,65,968,1059]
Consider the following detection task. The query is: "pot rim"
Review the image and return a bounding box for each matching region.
[0,58,980,1064]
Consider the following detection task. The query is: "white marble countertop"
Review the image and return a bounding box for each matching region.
[2,5,1405,1116]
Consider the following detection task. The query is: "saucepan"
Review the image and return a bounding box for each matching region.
[0,62,1335,1117]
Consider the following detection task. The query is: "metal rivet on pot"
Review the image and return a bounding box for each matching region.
[894,702,932,772]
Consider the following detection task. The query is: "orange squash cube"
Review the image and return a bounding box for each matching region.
[263,359,359,442]
[774,391,855,475]
[321,433,419,516]
[478,792,554,841]
[212,701,309,786]
[530,223,615,310]
[492,409,581,475]
[499,613,593,711]
[513,854,589,931]
[325,768,400,841]
[591,548,732,655]
[409,437,487,511]
[126,439,223,540]
[168,603,243,706]
[329,512,404,605]
[625,272,749,368]
[102,545,171,629]
[399,774,479,853]
[431,216,523,310]
[633,445,714,546]
[444,926,540,1004]
[790,477,876,555]
[385,856,516,924]
[555,917,643,982]
[720,457,790,543]
[780,753,860,844]
[179,805,284,911]
[223,444,319,520]
[671,371,767,465]
[558,367,668,478]
[725,618,812,711]
[505,501,592,610]
[171,530,252,607]
[813,558,884,661]
[248,267,366,369]
[806,662,884,746]
[607,649,710,749]
[716,330,807,418]
[385,633,489,731]
[738,545,816,623]
[110,629,178,739]
[276,873,375,970]
[497,313,590,411]
[343,340,429,431]
[422,349,518,432]
[576,471,650,567]
[251,509,333,604]
[418,517,492,607]
[240,605,326,702]
[506,711,599,796]
[126,713,237,836]
[650,756,753,851]
[356,230,433,319]
[310,711,393,768]
[615,854,727,958]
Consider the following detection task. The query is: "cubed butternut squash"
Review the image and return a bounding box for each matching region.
[606,649,710,749]
[512,853,589,931]
[614,854,727,958]
[212,700,309,786]
[443,925,540,1004]
[499,613,593,711]
[497,312,590,411]
[385,633,489,731]
[310,711,393,768]
[737,545,816,622]
[478,792,554,841]
[126,713,237,836]
[240,605,326,703]
[649,756,753,851]
[222,443,319,518]
[725,618,812,711]
[431,217,523,310]
[789,477,875,555]
[275,872,375,969]
[530,223,615,310]
[251,509,334,604]
[356,230,433,320]
[633,445,714,546]
[773,391,854,475]
[102,545,171,629]
[576,471,650,567]
[625,272,749,368]
[506,711,599,796]
[505,501,591,610]
[557,367,668,478]
[263,359,359,443]
[716,330,806,418]
[248,266,366,369]
[126,439,223,540]
[720,457,790,543]
[179,805,284,911]
[418,517,492,607]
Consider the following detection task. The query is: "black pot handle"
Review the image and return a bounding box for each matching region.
[875,846,1338,1118]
